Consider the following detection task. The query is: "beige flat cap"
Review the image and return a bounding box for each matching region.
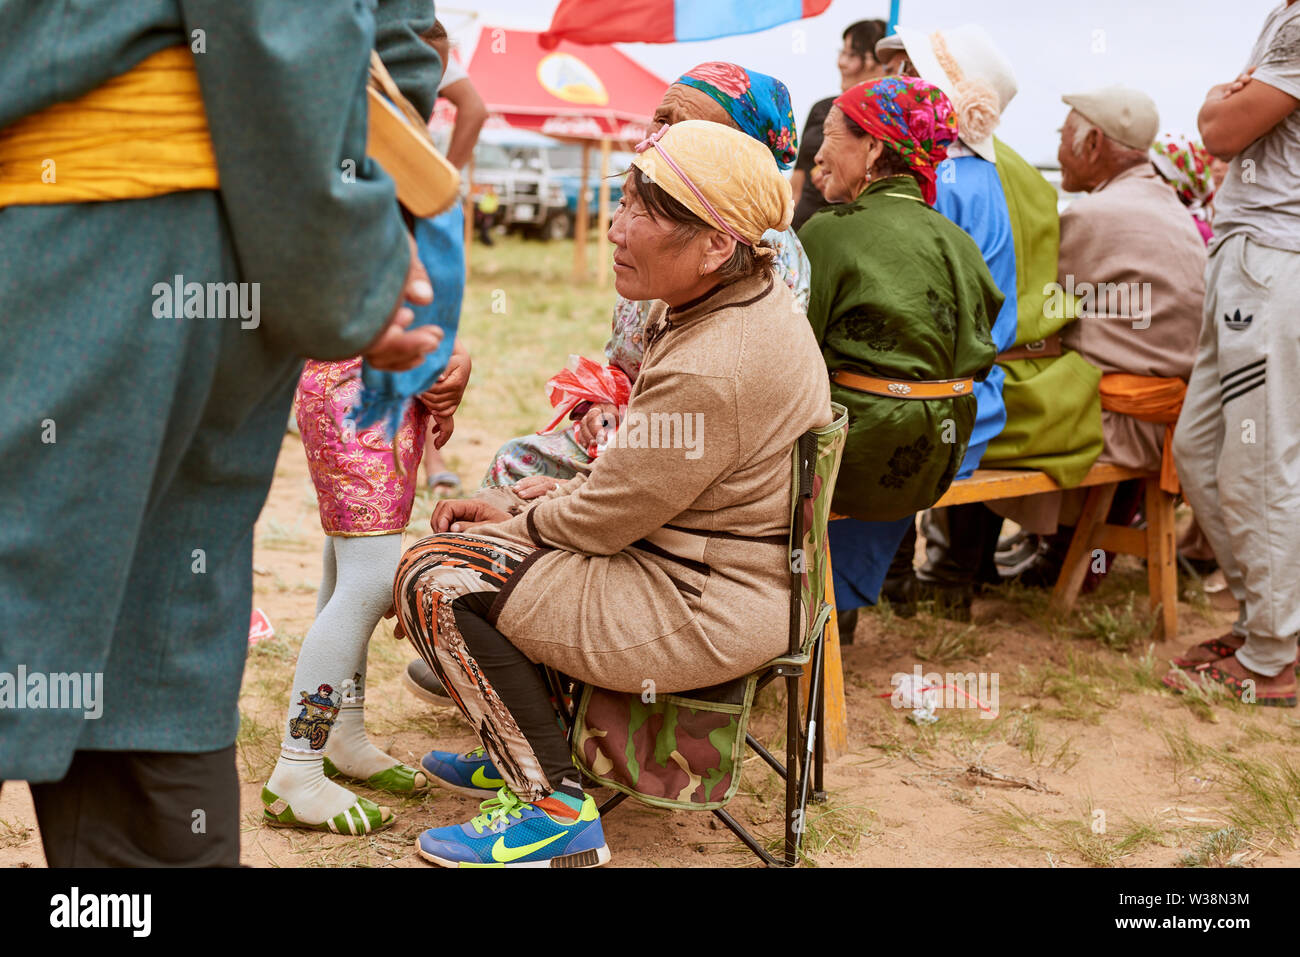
[1062,85,1160,151]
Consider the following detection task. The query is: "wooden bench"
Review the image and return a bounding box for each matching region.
[815,461,1177,756]
[929,462,1177,640]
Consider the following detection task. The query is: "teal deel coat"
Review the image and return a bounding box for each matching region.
[0,0,440,781]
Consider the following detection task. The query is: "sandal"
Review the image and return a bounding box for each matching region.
[426,471,462,496]
[321,756,430,794]
[1170,633,1242,669]
[1170,632,1300,674]
[261,787,396,834]
[1161,661,1298,708]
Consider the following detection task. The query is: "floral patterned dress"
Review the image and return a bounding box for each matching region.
[296,357,429,535]
[481,227,812,487]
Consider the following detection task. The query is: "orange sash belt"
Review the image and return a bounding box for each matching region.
[1098,373,1186,495]
[0,46,218,207]
[830,369,975,400]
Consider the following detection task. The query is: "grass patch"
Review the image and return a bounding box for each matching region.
[1161,727,1300,854]
[265,574,318,596]
[753,797,873,867]
[247,632,301,666]
[1178,827,1250,868]
[236,709,282,783]
[0,818,32,849]
[1159,666,1237,723]
[915,623,995,665]
[787,802,873,866]
[985,579,1054,625]
[1016,652,1117,723]
[258,517,315,552]
[1068,593,1152,653]
[988,801,1169,866]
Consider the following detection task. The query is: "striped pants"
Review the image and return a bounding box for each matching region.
[393,533,576,801]
[1174,235,1300,676]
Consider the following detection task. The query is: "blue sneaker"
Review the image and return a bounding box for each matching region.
[417,788,610,868]
[420,746,506,798]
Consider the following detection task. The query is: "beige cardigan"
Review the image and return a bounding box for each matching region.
[474,271,831,693]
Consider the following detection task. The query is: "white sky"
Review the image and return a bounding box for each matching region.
[438,0,1277,165]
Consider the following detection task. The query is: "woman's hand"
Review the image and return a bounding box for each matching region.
[364,232,443,372]
[515,475,561,500]
[575,403,620,449]
[419,349,472,417]
[431,497,512,533]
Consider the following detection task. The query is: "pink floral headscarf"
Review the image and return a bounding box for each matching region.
[834,76,958,205]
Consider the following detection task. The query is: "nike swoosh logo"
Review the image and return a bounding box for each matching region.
[472,767,505,788]
[492,830,568,863]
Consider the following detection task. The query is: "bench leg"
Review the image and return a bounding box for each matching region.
[1144,479,1178,641]
[1051,483,1118,613]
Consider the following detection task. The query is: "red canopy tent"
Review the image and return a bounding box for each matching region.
[464,27,665,145]
[459,28,669,280]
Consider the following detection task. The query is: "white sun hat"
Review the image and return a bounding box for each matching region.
[876,24,1018,164]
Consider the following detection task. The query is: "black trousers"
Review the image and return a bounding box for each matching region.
[449,592,580,792]
[15,745,241,867]
[916,503,1008,588]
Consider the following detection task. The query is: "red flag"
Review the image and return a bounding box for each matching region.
[541,0,673,48]
[541,0,831,49]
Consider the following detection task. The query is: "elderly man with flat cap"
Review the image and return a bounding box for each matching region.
[997,86,1206,587]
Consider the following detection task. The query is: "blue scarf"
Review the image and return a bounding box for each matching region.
[675,63,799,170]
[352,203,466,435]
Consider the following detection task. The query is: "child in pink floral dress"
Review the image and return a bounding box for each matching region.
[262,347,469,834]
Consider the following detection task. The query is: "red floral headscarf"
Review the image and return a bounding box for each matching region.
[834,76,958,205]
[1150,135,1215,219]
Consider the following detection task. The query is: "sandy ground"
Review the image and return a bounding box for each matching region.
[3,241,1295,868]
[5,421,1298,869]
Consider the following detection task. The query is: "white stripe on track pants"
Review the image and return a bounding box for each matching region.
[1173,234,1300,676]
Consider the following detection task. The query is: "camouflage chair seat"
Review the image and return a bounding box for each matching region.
[555,403,849,867]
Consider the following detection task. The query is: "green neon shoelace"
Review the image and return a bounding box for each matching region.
[469,787,526,834]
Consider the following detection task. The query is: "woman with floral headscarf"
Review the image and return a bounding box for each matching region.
[799,76,1002,617]
[1150,134,1217,245]
[476,63,808,493]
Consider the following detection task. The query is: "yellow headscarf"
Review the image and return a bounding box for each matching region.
[631,120,792,246]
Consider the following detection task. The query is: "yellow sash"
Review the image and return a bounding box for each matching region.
[0,46,218,206]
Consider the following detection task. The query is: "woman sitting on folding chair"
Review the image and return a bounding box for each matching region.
[393,120,832,868]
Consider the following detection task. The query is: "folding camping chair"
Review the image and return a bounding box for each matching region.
[545,403,849,867]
